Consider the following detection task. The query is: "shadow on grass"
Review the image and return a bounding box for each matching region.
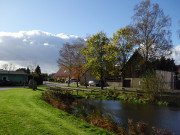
[36,88,45,91]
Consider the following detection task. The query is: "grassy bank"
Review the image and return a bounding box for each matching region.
[0,87,113,135]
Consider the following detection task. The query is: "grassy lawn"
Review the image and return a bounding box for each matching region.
[0,87,113,135]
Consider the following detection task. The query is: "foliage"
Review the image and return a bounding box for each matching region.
[16,67,30,73]
[132,0,172,63]
[43,88,173,135]
[81,31,115,89]
[35,65,41,75]
[26,67,30,74]
[140,71,166,101]
[111,27,135,75]
[42,90,75,112]
[151,57,176,71]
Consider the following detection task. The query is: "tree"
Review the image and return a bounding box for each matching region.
[151,57,176,72]
[16,67,31,74]
[132,0,172,67]
[35,65,41,75]
[33,65,43,85]
[57,42,76,86]
[1,63,16,71]
[81,31,114,90]
[26,67,30,74]
[2,64,8,70]
[57,39,86,87]
[111,27,135,85]
[73,39,86,87]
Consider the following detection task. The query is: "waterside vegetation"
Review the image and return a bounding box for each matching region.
[42,89,174,135]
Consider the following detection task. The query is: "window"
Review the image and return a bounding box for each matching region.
[2,76,8,81]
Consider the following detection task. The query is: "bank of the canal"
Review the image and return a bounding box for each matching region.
[0,87,113,135]
[43,86,180,134]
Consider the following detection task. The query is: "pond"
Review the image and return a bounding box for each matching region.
[75,99,180,134]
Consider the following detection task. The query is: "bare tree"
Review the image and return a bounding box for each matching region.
[28,62,37,73]
[8,63,16,71]
[1,63,16,71]
[73,39,86,87]
[132,0,172,67]
[2,64,8,70]
[57,42,76,86]
[57,38,86,87]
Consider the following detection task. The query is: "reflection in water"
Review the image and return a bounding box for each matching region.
[76,99,180,134]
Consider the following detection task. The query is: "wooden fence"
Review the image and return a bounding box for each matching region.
[49,86,180,96]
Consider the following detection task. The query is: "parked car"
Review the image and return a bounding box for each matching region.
[0,80,4,86]
[88,81,99,87]
[65,79,78,83]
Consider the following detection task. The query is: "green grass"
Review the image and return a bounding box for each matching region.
[0,87,114,135]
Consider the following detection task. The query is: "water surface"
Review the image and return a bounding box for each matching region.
[83,100,180,134]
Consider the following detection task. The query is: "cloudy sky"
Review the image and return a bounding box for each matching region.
[0,0,180,73]
[0,30,79,73]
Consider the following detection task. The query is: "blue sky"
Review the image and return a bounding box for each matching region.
[0,0,180,73]
[0,0,180,46]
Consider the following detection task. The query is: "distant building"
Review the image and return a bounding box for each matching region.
[54,67,79,82]
[0,70,28,84]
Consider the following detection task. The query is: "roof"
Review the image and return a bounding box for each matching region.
[0,70,28,75]
[54,67,76,77]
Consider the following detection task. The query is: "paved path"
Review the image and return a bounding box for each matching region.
[0,86,24,91]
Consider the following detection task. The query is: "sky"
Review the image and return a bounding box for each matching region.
[0,0,180,73]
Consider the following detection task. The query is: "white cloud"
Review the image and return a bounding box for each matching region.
[171,45,180,65]
[43,43,49,46]
[0,30,83,73]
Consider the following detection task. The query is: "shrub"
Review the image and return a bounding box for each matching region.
[42,90,75,112]
[87,115,118,133]
[140,71,166,101]
[28,79,37,90]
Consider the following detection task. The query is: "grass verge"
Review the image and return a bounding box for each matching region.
[0,87,113,135]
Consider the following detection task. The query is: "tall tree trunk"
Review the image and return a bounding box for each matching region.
[100,69,104,90]
[68,74,70,87]
[85,71,87,88]
[77,73,79,87]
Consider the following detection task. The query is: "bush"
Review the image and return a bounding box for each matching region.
[42,90,75,112]
[140,71,166,101]
[28,79,37,90]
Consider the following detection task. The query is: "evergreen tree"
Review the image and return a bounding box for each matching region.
[35,65,41,75]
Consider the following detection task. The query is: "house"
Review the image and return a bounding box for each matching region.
[54,67,79,82]
[0,70,28,85]
[106,50,176,90]
[124,50,145,78]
